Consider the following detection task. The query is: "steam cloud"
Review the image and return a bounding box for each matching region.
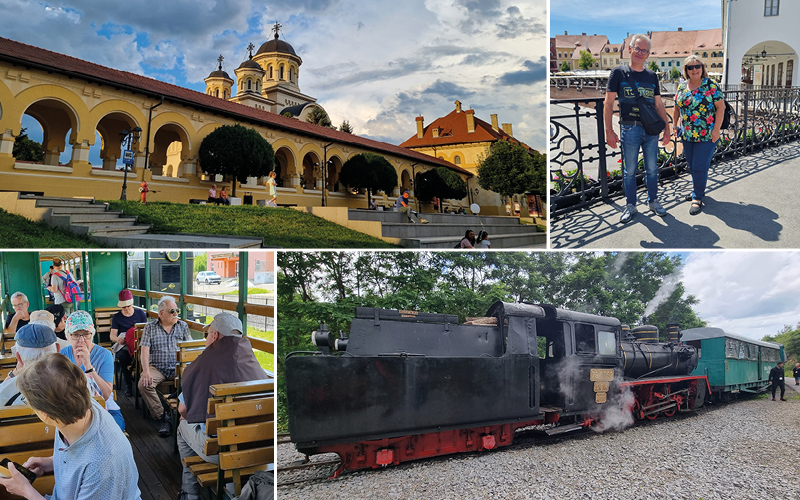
[643,273,681,318]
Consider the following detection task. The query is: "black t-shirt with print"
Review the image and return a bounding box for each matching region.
[607,65,661,123]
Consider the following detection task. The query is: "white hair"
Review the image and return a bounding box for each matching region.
[629,33,652,52]
[158,296,178,310]
[15,344,59,364]
[11,291,28,303]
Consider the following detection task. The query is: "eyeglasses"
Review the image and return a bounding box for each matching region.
[686,64,703,71]
[163,308,180,315]
[632,47,649,55]
[12,302,26,308]
[69,332,93,340]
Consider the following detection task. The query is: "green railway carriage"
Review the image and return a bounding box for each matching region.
[681,327,785,400]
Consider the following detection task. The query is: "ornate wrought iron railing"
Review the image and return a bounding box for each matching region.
[550,87,800,219]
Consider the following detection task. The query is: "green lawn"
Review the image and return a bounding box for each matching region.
[248,327,275,375]
[0,208,103,248]
[105,200,396,248]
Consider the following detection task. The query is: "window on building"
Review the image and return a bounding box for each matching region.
[247,80,251,90]
[269,66,273,79]
[454,155,461,165]
[279,65,284,80]
[677,61,680,66]
[661,61,665,67]
[765,0,779,16]
[668,61,672,66]
[703,52,708,58]
[215,89,219,97]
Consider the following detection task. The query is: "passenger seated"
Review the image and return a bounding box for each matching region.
[46,304,67,341]
[61,310,125,431]
[176,312,268,500]
[0,354,142,500]
[0,324,61,405]
[110,290,147,397]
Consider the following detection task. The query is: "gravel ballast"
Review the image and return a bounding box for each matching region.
[278,391,800,500]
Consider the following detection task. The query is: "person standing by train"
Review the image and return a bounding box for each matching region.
[768,361,786,401]
[793,362,800,386]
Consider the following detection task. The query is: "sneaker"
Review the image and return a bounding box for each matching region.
[619,204,637,223]
[648,200,667,217]
[781,398,787,401]
[159,413,172,437]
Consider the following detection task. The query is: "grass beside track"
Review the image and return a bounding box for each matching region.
[105,201,396,248]
[0,208,103,248]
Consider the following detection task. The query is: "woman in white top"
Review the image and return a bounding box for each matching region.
[266,171,278,207]
[476,231,491,249]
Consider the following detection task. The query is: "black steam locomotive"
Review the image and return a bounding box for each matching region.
[284,302,707,477]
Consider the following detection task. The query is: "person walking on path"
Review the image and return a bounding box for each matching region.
[604,33,671,223]
[672,55,725,215]
[768,361,786,401]
[793,363,800,386]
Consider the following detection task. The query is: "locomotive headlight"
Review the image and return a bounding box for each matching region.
[312,323,335,354]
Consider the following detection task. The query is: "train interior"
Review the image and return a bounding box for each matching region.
[0,250,275,500]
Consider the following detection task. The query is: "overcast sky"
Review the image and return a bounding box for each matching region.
[1,0,546,155]
[551,0,722,46]
[680,251,800,341]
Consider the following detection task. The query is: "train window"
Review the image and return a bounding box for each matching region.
[725,338,739,359]
[597,330,616,355]
[739,343,747,359]
[574,323,596,354]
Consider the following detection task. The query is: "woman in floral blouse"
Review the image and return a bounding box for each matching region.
[672,55,726,215]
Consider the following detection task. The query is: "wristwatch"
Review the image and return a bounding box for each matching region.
[84,367,95,374]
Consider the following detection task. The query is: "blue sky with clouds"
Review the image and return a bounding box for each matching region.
[552,0,722,46]
[2,0,546,167]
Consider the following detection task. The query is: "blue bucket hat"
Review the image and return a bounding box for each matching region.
[15,323,58,348]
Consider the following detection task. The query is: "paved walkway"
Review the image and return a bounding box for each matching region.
[551,141,800,248]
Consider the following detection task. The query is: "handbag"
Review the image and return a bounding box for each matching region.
[721,100,734,130]
[627,67,666,136]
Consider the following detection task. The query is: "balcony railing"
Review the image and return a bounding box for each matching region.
[550,87,800,219]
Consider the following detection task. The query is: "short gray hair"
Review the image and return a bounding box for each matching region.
[14,344,59,365]
[158,296,178,311]
[11,292,28,303]
[629,34,651,52]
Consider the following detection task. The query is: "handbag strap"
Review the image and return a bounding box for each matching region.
[626,65,648,108]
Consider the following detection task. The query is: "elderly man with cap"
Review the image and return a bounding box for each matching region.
[175,312,268,500]
[110,290,147,397]
[4,292,31,335]
[139,296,192,437]
[0,323,62,406]
[60,310,125,430]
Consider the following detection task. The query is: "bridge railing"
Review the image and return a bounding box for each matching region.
[550,87,800,219]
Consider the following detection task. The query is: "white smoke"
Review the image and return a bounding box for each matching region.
[592,386,636,433]
[643,273,681,318]
[611,252,628,276]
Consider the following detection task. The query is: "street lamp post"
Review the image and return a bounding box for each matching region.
[410,162,420,212]
[119,126,142,201]
[322,142,333,206]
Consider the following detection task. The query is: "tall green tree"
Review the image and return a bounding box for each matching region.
[193,252,207,274]
[578,50,596,70]
[13,127,44,163]
[306,106,333,128]
[648,61,660,73]
[670,67,681,80]
[560,60,571,72]
[198,124,274,196]
[338,153,398,208]
[416,167,467,203]
[477,140,546,198]
[339,120,353,134]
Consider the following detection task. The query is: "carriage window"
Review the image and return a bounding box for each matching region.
[574,323,596,354]
[739,343,747,359]
[597,330,616,356]
[725,338,739,359]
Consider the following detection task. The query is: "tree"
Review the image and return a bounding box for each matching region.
[417,167,467,203]
[670,67,681,80]
[578,50,596,71]
[193,252,207,275]
[338,153,398,207]
[560,60,571,72]
[477,140,546,198]
[648,61,659,73]
[198,124,275,197]
[13,127,44,163]
[306,106,333,128]
[339,120,353,134]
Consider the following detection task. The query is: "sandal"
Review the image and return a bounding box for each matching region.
[689,200,703,215]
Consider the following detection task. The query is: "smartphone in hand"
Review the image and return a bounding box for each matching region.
[0,458,37,483]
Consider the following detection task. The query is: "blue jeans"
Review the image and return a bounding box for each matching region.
[682,139,718,200]
[620,124,659,206]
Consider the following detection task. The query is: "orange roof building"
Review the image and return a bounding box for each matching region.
[621,29,724,75]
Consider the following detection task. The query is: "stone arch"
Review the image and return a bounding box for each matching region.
[326,154,343,192]
[148,116,192,176]
[301,150,320,190]
[740,40,797,87]
[400,169,412,193]
[273,145,297,187]
[15,93,85,166]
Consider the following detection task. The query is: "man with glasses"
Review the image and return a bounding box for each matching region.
[4,292,30,335]
[139,296,191,436]
[604,33,671,223]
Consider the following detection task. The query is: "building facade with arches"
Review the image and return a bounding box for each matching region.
[0,36,474,211]
[723,0,797,88]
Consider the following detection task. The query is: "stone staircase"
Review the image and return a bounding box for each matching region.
[348,209,546,248]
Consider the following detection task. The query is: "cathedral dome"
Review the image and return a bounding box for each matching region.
[238,59,263,70]
[257,33,297,57]
[207,69,232,79]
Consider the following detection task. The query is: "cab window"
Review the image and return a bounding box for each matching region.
[598,330,616,355]
[575,323,596,354]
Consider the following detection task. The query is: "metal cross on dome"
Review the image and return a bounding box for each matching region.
[217,54,224,70]
[247,42,255,58]
[272,21,282,39]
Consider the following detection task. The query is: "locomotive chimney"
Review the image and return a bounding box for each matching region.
[666,324,681,343]
[632,325,659,343]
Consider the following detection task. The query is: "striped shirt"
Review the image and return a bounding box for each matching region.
[140,318,191,378]
[48,400,141,500]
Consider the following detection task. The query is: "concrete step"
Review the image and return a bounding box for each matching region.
[349,209,518,226]
[50,206,113,214]
[90,234,265,249]
[60,215,137,225]
[33,199,99,207]
[404,232,547,249]
[380,222,539,239]
[20,195,96,203]
[75,225,152,237]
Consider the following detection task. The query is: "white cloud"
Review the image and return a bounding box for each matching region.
[682,251,800,340]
